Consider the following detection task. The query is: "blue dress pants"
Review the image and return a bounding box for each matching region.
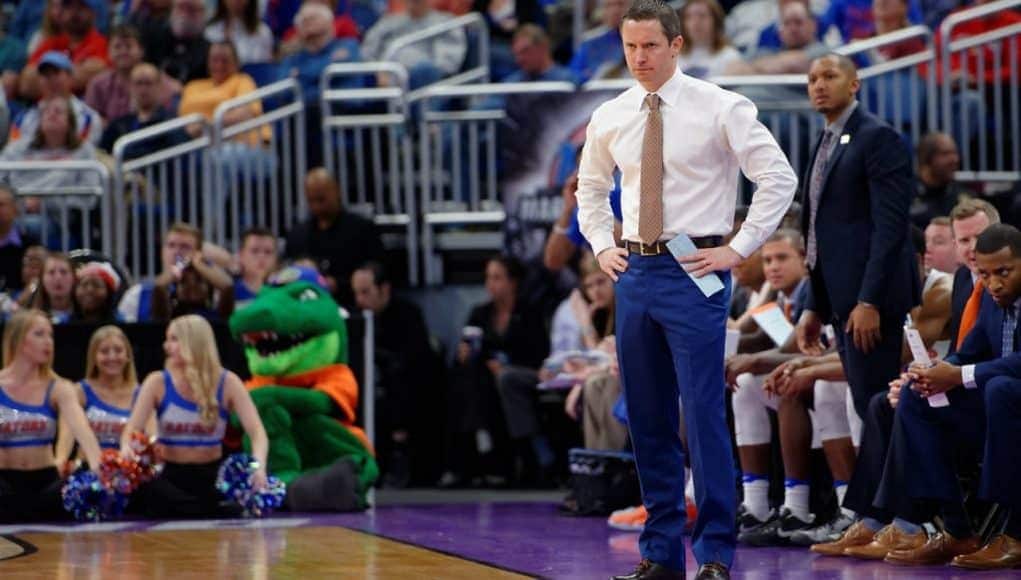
[615,253,735,569]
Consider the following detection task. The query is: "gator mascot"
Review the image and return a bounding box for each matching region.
[229,266,378,511]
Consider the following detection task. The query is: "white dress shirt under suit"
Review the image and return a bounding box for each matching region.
[576,67,797,258]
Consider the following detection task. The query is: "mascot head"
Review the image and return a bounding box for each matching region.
[229,266,348,376]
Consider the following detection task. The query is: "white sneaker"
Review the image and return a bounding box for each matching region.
[789,512,856,546]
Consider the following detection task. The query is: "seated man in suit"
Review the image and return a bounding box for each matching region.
[811,198,999,559]
[874,224,1021,566]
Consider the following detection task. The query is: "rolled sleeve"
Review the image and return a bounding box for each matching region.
[721,98,798,258]
[576,105,619,256]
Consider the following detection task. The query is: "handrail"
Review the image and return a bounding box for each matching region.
[320,61,410,97]
[418,80,578,100]
[212,77,303,140]
[836,24,933,56]
[381,12,488,76]
[111,113,210,162]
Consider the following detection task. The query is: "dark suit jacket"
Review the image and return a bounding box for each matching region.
[801,107,921,321]
[947,265,974,354]
[950,292,1021,389]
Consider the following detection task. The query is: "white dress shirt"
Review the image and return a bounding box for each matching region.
[576,67,797,259]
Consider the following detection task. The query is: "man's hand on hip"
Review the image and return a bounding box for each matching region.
[796,310,824,356]
[845,302,881,354]
[679,246,742,278]
[597,247,629,282]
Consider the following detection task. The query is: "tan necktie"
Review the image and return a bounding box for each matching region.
[639,93,663,245]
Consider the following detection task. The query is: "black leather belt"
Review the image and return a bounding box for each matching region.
[622,236,723,256]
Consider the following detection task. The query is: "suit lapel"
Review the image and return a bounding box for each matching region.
[818,108,863,200]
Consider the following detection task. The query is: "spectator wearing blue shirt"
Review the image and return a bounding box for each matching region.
[544,169,622,272]
[504,24,578,83]
[819,0,923,42]
[280,2,363,167]
[569,0,628,84]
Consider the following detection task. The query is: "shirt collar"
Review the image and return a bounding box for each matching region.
[636,66,685,111]
[826,99,858,138]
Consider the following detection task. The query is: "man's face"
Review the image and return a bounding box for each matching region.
[305,179,341,221]
[39,68,72,99]
[110,36,144,74]
[807,56,859,116]
[512,37,547,76]
[0,193,16,228]
[239,235,277,279]
[779,3,815,49]
[61,0,94,36]
[977,247,1021,308]
[351,270,388,314]
[872,0,907,26]
[130,67,161,111]
[161,231,199,270]
[924,223,959,273]
[622,18,683,90]
[170,0,206,37]
[926,136,960,186]
[952,212,992,274]
[761,239,806,293]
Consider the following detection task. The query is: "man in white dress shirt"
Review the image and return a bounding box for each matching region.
[575,1,797,578]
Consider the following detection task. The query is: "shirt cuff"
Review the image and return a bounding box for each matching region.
[961,364,977,389]
[728,229,759,260]
[589,232,618,258]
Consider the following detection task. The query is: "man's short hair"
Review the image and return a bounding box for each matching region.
[241,226,276,247]
[812,53,857,76]
[166,221,203,247]
[623,0,682,42]
[513,23,550,47]
[975,223,1021,258]
[911,225,925,255]
[929,216,951,228]
[109,24,142,44]
[356,261,390,287]
[950,197,1000,226]
[0,183,16,203]
[765,228,805,254]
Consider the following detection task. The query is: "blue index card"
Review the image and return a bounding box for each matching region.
[665,233,725,298]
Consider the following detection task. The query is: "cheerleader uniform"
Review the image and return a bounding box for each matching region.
[0,380,65,523]
[133,370,229,518]
[81,381,137,449]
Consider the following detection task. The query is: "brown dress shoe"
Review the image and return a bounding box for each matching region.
[811,520,875,556]
[951,534,1021,570]
[843,524,926,560]
[611,559,685,580]
[885,531,981,566]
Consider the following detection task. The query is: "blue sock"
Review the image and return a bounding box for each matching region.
[862,517,885,532]
[893,517,922,535]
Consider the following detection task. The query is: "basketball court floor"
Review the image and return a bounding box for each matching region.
[1,491,1019,578]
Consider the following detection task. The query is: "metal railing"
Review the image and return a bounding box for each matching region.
[383,12,490,101]
[0,160,111,255]
[837,25,938,146]
[417,81,576,284]
[940,0,1021,180]
[321,62,419,286]
[111,114,213,279]
[212,78,307,251]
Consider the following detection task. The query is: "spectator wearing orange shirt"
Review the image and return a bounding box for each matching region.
[21,0,111,100]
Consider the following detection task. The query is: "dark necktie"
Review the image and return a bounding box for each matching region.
[1002,305,1017,356]
[805,131,835,269]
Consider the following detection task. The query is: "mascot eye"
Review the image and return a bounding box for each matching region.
[298,289,317,302]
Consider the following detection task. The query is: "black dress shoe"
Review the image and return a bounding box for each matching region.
[611,559,684,580]
[694,562,729,579]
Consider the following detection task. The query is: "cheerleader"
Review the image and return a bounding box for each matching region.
[123,314,268,517]
[56,326,150,467]
[0,310,102,523]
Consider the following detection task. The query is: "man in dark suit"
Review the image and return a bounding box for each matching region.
[795,53,920,421]
[810,198,1000,558]
[876,224,1021,567]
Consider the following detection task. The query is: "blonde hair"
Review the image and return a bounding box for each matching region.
[2,310,57,380]
[168,315,223,426]
[85,326,138,388]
